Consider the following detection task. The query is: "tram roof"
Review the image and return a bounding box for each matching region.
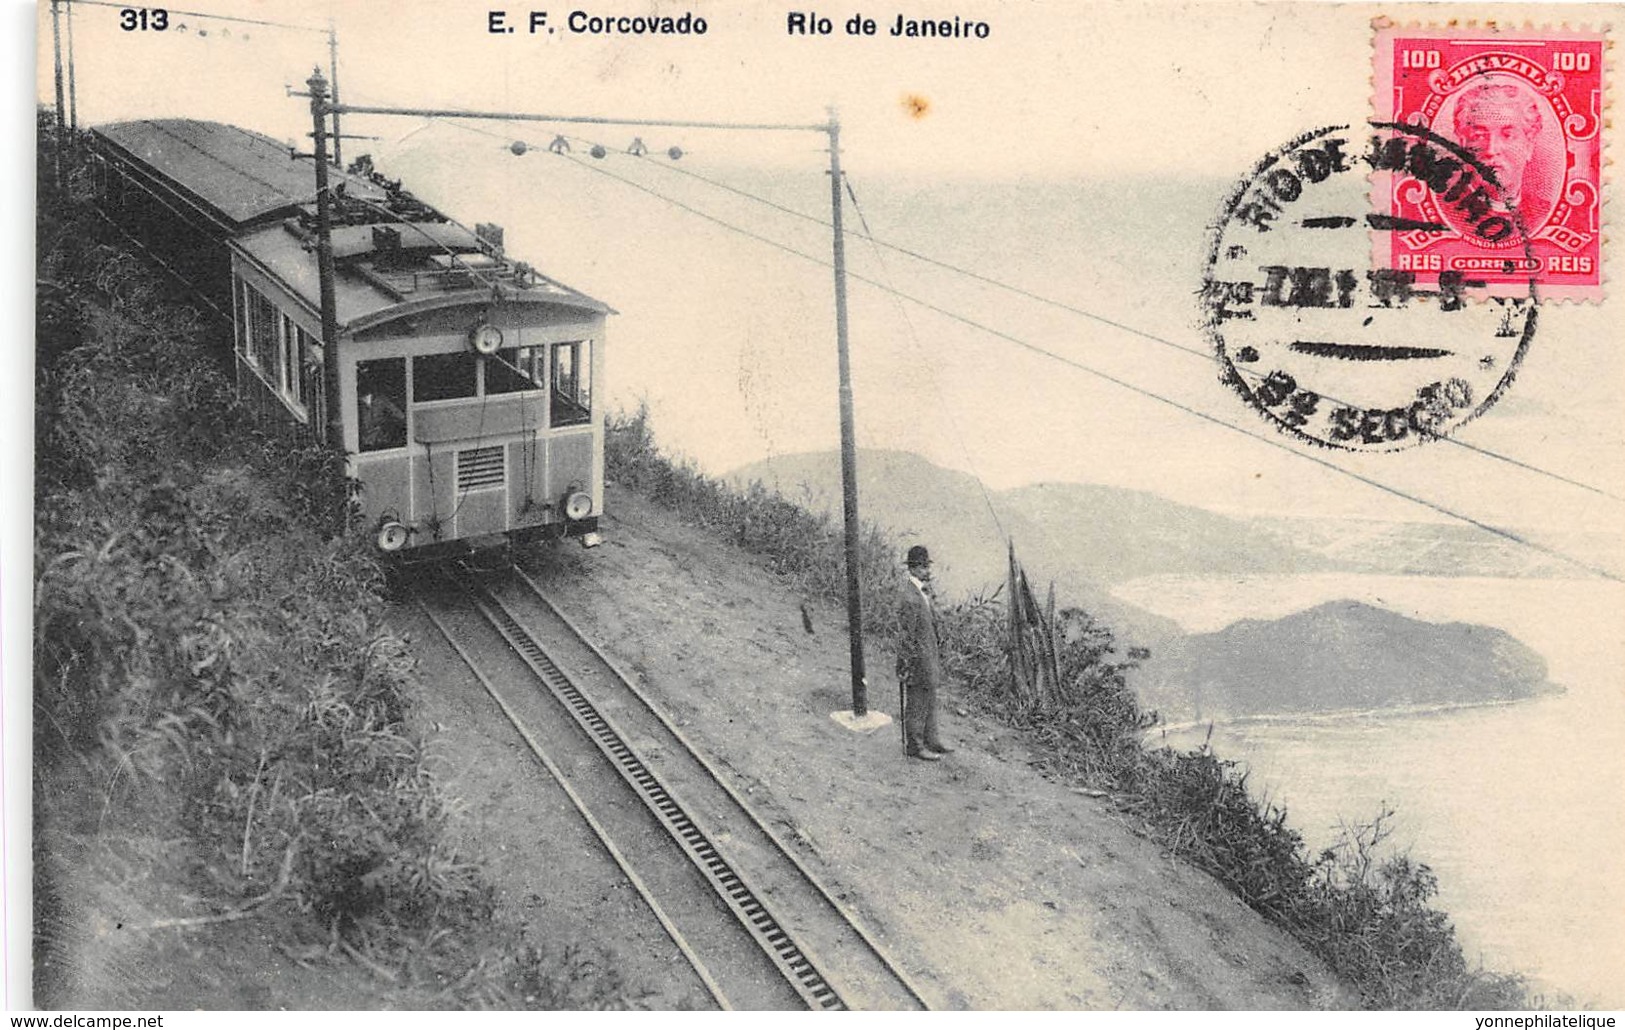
[91,119,389,229]
[233,220,612,332]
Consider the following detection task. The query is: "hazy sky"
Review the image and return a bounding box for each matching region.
[41,0,1393,177]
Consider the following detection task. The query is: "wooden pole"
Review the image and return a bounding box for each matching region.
[49,0,64,189]
[49,1,64,131]
[828,109,867,717]
[307,68,344,451]
[327,24,342,171]
[1008,541,1022,700]
[65,0,77,130]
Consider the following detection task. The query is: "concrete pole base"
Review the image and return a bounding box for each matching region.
[830,709,894,733]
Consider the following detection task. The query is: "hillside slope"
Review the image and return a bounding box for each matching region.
[409,483,1359,1008]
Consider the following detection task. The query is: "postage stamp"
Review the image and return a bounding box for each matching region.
[1373,22,1607,301]
[1200,124,1538,452]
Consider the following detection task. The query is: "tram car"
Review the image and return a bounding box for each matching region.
[86,118,608,559]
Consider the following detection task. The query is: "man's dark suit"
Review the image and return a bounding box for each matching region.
[896,576,945,753]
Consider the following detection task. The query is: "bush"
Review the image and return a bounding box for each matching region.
[608,404,901,636]
[34,224,482,960]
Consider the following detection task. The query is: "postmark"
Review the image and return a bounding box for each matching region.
[1374,23,1607,302]
[1200,123,1538,452]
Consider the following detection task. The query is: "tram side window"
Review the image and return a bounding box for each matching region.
[486,347,542,395]
[288,324,314,409]
[413,352,478,403]
[551,340,592,426]
[279,315,297,399]
[241,284,278,372]
[357,358,407,452]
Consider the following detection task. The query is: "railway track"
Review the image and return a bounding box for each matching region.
[414,562,932,1011]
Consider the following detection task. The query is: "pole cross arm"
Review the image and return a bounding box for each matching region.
[324,101,829,137]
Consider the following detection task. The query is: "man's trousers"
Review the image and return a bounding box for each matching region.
[902,675,939,751]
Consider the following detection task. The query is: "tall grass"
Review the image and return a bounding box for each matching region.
[34,120,630,1008]
[606,406,1529,1010]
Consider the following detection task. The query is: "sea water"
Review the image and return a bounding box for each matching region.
[1115,574,1625,1008]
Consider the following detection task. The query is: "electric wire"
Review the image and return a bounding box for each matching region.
[841,175,1008,540]
[539,148,1620,583]
[423,115,1618,505]
[342,111,1620,580]
[628,150,1619,505]
[65,0,329,34]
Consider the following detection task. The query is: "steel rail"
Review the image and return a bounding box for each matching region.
[511,565,935,1011]
[414,594,733,1010]
[446,567,848,1010]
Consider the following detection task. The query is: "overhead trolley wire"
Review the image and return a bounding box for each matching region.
[628,151,1620,505]
[415,114,1617,505]
[65,0,330,34]
[347,112,1621,581]
[840,174,1008,540]
[540,147,1621,584]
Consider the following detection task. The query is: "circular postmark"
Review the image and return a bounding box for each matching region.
[1199,122,1538,452]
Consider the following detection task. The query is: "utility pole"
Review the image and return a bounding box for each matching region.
[49,1,64,131]
[306,68,345,451]
[327,24,342,171]
[827,109,869,718]
[66,0,77,129]
[309,95,889,731]
[49,0,64,188]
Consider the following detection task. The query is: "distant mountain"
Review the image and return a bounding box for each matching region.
[727,447,1336,589]
[1137,601,1556,721]
[727,449,1578,591]
[726,449,1194,643]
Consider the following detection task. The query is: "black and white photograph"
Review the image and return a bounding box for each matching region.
[13,0,1625,1014]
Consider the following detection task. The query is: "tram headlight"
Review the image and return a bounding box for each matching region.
[469,323,503,355]
[562,490,593,521]
[376,520,411,552]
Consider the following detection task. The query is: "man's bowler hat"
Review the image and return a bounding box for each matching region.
[906,545,932,567]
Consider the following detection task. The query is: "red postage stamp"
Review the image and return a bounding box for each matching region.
[1373,23,1607,301]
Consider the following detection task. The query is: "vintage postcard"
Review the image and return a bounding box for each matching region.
[17,0,1624,1015]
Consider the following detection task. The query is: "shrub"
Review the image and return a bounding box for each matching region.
[607,404,900,636]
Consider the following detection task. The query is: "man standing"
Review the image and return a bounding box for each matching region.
[896,545,954,761]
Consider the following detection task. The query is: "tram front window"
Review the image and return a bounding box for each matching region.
[413,352,478,403]
[551,340,592,426]
[486,347,541,395]
[357,358,407,452]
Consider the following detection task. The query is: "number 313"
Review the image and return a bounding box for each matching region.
[119,8,169,30]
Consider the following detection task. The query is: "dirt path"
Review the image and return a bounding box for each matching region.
[405,483,1357,1009]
